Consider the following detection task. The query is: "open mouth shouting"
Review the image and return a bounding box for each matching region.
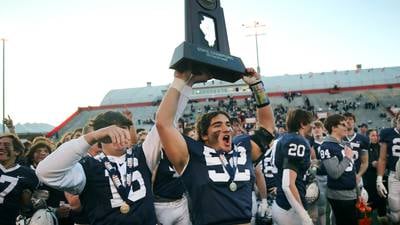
[220,133,232,151]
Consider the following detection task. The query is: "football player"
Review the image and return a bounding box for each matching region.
[363,129,388,224]
[342,112,369,186]
[152,78,197,225]
[0,133,39,225]
[308,120,329,225]
[156,68,275,225]
[376,112,400,224]
[36,111,157,225]
[320,114,357,225]
[271,109,313,225]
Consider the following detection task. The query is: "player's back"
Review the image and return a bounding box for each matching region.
[274,133,311,210]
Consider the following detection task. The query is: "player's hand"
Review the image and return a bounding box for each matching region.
[344,145,353,160]
[242,67,261,85]
[376,175,387,198]
[90,125,131,145]
[187,72,212,86]
[174,70,192,82]
[356,174,362,186]
[56,205,71,218]
[3,115,14,128]
[300,213,314,225]
[257,198,269,217]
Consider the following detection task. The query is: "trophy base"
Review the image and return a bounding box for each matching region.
[170,42,245,83]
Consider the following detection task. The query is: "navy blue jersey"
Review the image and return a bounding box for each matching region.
[320,140,356,190]
[153,149,185,199]
[310,137,327,176]
[261,144,277,188]
[274,133,311,210]
[79,145,156,225]
[379,128,400,171]
[181,135,255,225]
[0,164,39,225]
[343,133,370,173]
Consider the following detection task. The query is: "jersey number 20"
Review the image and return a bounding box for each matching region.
[288,143,305,157]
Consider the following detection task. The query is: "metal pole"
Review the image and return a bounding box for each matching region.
[2,38,5,133]
[255,32,260,74]
[242,21,265,75]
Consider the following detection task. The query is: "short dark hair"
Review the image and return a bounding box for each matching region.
[285,109,313,133]
[324,114,345,134]
[366,128,377,137]
[196,111,230,142]
[230,117,240,124]
[343,112,356,122]
[183,127,195,136]
[92,111,132,130]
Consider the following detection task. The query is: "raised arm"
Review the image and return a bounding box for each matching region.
[143,82,193,172]
[242,68,275,161]
[156,71,209,174]
[36,125,130,194]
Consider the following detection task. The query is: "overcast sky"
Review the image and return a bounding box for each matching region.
[1,0,399,126]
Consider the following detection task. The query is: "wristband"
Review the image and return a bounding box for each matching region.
[377,175,383,183]
[250,81,270,108]
[170,78,186,92]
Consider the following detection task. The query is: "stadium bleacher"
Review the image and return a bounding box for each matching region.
[47,66,400,140]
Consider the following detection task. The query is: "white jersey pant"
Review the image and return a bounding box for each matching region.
[272,201,303,225]
[388,172,400,223]
[154,195,191,225]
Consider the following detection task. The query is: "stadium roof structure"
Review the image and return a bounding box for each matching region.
[46,66,400,139]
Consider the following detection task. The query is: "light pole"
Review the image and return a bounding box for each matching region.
[242,21,266,74]
[1,38,5,133]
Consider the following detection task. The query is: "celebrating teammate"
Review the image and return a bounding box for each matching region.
[156,68,275,225]
[36,112,157,225]
[0,133,39,225]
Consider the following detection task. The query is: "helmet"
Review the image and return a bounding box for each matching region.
[28,208,58,225]
[305,181,320,204]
